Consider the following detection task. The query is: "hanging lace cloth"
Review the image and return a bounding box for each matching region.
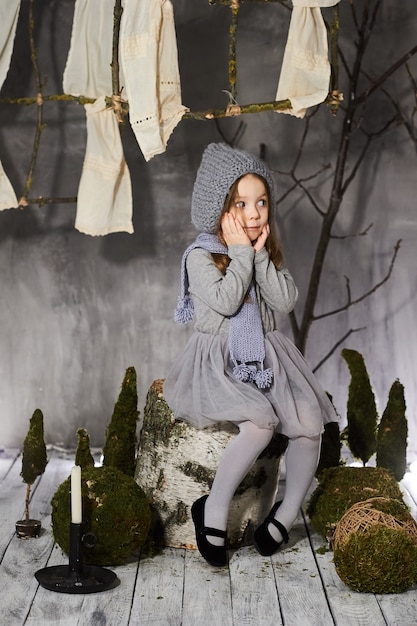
[0,1,21,211]
[276,0,341,118]
[119,0,188,162]
[63,0,133,235]
[75,96,133,236]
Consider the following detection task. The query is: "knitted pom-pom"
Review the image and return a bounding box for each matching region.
[254,368,274,389]
[233,363,256,383]
[174,296,194,324]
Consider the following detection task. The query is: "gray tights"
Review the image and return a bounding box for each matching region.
[204,420,321,546]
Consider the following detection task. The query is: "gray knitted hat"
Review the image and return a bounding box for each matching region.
[191,143,275,233]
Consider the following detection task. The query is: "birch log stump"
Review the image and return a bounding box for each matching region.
[135,379,287,550]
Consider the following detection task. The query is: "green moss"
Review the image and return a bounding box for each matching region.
[376,379,408,481]
[334,525,417,593]
[21,409,48,485]
[180,461,215,488]
[51,465,151,565]
[102,366,139,477]
[316,420,342,477]
[141,380,189,449]
[341,349,378,464]
[368,497,411,521]
[75,428,95,469]
[306,466,404,538]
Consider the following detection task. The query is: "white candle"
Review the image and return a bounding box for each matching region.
[70,465,82,524]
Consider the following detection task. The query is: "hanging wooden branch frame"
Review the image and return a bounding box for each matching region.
[0,0,339,208]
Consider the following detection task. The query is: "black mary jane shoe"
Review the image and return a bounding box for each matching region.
[191,495,228,567]
[253,501,289,557]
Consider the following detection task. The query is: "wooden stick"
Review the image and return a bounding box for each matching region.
[19,0,45,208]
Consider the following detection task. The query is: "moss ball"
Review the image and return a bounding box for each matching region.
[306,466,404,539]
[51,465,151,565]
[333,498,417,593]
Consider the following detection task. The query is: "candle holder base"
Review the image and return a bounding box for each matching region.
[35,522,119,594]
[35,563,118,594]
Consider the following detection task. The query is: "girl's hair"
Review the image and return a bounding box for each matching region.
[212,174,283,274]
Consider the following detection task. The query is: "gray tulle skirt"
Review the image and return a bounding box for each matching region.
[163,330,337,438]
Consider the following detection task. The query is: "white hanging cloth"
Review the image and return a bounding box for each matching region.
[63,0,133,235]
[0,1,21,211]
[119,0,188,162]
[276,0,341,118]
[75,96,133,236]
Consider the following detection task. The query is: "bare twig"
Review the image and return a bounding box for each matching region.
[0,94,95,105]
[19,0,46,208]
[331,222,373,240]
[275,162,331,205]
[312,327,366,374]
[183,98,292,120]
[209,0,291,7]
[342,115,400,195]
[357,44,417,105]
[111,0,125,123]
[228,2,239,102]
[27,196,77,206]
[312,239,402,321]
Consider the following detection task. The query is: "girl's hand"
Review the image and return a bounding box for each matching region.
[254,224,270,253]
[221,213,252,247]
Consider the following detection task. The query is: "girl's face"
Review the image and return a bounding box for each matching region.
[228,174,269,243]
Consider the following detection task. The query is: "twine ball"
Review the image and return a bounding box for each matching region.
[333,497,417,593]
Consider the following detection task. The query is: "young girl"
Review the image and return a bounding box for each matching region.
[164,143,337,567]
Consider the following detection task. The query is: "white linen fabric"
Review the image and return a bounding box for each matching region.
[120,0,188,162]
[63,0,186,234]
[63,0,115,99]
[75,96,133,236]
[63,0,133,235]
[276,0,341,118]
[0,1,21,211]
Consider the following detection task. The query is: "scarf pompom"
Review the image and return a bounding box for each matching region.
[254,368,274,389]
[233,363,257,383]
[174,296,194,324]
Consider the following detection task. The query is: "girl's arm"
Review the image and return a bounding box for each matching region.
[187,245,254,316]
[254,247,298,313]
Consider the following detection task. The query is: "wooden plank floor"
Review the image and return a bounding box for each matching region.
[1,448,417,626]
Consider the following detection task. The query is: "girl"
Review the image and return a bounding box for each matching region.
[164,143,337,567]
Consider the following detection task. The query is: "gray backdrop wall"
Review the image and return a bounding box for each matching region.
[1,0,416,462]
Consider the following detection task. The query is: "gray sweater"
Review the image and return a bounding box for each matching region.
[186,244,298,336]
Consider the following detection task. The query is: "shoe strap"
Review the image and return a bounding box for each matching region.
[200,525,227,539]
[266,517,289,544]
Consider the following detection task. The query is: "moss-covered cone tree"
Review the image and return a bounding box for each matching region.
[316,420,342,478]
[341,348,378,465]
[102,366,139,477]
[75,428,95,469]
[20,408,48,522]
[376,379,408,481]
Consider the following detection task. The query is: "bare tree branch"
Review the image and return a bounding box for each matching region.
[312,327,366,374]
[331,222,373,240]
[313,239,402,321]
[19,0,46,208]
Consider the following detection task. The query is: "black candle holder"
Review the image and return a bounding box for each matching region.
[35,522,119,594]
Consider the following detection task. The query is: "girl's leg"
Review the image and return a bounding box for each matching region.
[204,420,274,546]
[268,434,321,542]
